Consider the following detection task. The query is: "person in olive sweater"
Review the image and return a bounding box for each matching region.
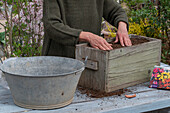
[42,0,132,58]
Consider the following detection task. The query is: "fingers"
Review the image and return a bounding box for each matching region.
[116,32,125,46]
[123,35,132,46]
[96,41,112,50]
[88,33,113,51]
[98,41,112,50]
[124,38,128,46]
[98,45,106,50]
[126,38,132,46]
[119,35,125,47]
[114,35,119,43]
[94,46,99,49]
[128,38,132,46]
[116,33,132,47]
[102,43,111,50]
[101,44,109,50]
[104,41,113,50]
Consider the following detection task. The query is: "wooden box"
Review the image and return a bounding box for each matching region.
[75,35,162,93]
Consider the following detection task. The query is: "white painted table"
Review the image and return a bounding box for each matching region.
[0,63,170,113]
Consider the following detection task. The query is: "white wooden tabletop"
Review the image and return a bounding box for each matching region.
[0,63,170,113]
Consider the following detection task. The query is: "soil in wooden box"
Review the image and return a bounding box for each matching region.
[110,38,150,49]
[86,37,150,49]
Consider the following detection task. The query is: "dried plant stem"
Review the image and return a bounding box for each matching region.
[0,22,9,57]
[9,0,14,56]
[4,0,13,57]
[18,0,22,56]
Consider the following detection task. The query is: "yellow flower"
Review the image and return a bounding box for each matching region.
[155,74,161,80]
[105,22,117,38]
[129,18,162,38]
[155,72,170,82]
[162,72,170,79]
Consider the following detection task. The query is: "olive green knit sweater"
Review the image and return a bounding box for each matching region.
[42,0,128,58]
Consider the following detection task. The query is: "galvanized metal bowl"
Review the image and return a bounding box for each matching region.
[0,56,85,109]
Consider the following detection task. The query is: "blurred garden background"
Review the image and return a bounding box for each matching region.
[0,0,169,64]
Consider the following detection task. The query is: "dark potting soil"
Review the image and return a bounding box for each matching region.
[110,38,150,49]
[78,87,131,98]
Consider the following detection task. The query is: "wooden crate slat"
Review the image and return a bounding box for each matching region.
[107,73,149,89]
[108,58,158,74]
[108,49,160,70]
[108,61,156,77]
[106,78,149,92]
[107,72,150,88]
[76,44,108,91]
[109,40,161,60]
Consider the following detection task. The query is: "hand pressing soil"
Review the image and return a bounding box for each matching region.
[110,38,149,49]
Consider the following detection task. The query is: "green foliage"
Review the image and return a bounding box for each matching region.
[124,0,169,37]
[0,32,5,44]
[129,18,162,38]
[0,2,3,7]
[122,0,170,64]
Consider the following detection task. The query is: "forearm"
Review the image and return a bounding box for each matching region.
[45,21,82,46]
[79,32,92,42]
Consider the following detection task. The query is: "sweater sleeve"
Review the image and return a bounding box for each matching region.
[103,0,129,30]
[43,0,82,46]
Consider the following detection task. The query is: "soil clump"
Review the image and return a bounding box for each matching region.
[78,87,131,98]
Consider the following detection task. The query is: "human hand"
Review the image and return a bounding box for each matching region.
[114,22,132,47]
[79,32,113,50]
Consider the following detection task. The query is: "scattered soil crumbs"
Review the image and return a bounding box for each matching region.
[110,38,150,49]
[78,87,131,98]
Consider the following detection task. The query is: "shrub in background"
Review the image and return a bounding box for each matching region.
[0,0,43,57]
